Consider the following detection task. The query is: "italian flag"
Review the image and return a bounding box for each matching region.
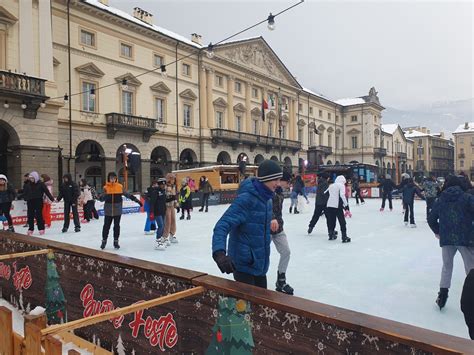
[261,99,268,121]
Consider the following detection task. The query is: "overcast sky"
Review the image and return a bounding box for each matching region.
[109,0,473,110]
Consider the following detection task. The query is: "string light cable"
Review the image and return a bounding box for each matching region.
[47,0,304,102]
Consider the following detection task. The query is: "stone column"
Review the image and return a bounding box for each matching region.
[261,88,268,135]
[199,66,208,129]
[141,159,151,190]
[206,68,214,129]
[289,98,295,140]
[19,0,34,75]
[245,82,252,133]
[39,0,54,80]
[226,75,234,130]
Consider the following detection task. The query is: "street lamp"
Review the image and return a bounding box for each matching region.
[277,88,283,163]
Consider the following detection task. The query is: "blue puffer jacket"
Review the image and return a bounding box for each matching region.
[428,186,474,247]
[212,178,273,276]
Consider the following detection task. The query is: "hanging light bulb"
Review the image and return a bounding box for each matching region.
[40,100,46,108]
[121,78,128,90]
[90,87,96,100]
[206,43,215,59]
[267,13,275,31]
[21,102,27,110]
[63,93,69,103]
[160,65,167,78]
[3,100,9,109]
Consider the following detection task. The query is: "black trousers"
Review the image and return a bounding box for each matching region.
[0,202,13,226]
[83,200,95,221]
[102,215,121,241]
[381,192,393,209]
[309,205,326,228]
[63,202,80,229]
[426,197,436,220]
[355,188,365,204]
[91,201,99,219]
[27,198,44,231]
[325,207,347,235]
[201,193,210,209]
[233,271,267,289]
[403,201,415,224]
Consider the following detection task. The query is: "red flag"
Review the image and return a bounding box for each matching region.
[261,99,268,121]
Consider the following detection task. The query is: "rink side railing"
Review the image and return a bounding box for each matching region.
[0,231,471,354]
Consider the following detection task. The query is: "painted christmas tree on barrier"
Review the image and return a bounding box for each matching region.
[45,252,67,324]
[206,296,254,354]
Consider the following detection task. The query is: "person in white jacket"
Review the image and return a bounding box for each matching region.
[325,175,351,243]
[79,179,94,223]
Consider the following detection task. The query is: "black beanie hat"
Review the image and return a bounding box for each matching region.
[257,160,283,182]
[107,172,118,180]
[281,171,292,182]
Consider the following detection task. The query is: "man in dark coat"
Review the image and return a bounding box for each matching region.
[352,175,365,205]
[428,175,474,310]
[399,178,424,227]
[379,174,396,211]
[57,173,81,233]
[308,172,329,234]
[198,175,214,212]
[149,178,168,250]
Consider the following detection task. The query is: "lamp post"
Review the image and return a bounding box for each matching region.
[277,87,283,163]
[67,0,72,173]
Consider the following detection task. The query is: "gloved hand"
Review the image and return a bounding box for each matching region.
[149,213,154,221]
[138,201,143,207]
[344,205,349,211]
[213,251,235,274]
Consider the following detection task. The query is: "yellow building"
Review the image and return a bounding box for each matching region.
[453,122,474,181]
[381,124,414,183]
[1,0,387,191]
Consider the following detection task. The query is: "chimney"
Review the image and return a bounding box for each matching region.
[133,7,153,25]
[465,122,469,130]
[191,33,202,45]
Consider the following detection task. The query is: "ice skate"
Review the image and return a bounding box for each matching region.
[169,235,178,243]
[404,222,408,226]
[179,215,185,220]
[155,238,166,250]
[186,215,191,220]
[307,226,314,234]
[198,207,204,212]
[293,208,300,214]
[62,227,68,233]
[113,239,120,249]
[27,230,33,236]
[410,223,417,228]
[74,226,81,233]
[7,226,14,232]
[275,272,294,295]
[39,230,45,236]
[100,239,107,250]
[436,288,448,310]
[380,207,384,212]
[328,231,337,240]
[342,236,351,243]
[289,207,292,213]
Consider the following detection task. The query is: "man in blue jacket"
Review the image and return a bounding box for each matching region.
[212,160,282,288]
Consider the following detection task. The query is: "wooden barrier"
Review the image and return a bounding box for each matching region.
[24,323,42,355]
[0,231,472,354]
[0,306,13,355]
[0,249,52,261]
[44,335,62,355]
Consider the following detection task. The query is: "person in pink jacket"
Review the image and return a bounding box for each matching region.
[41,174,54,228]
[344,180,352,218]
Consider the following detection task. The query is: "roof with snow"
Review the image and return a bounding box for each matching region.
[82,0,204,49]
[453,122,474,134]
[334,98,366,106]
[381,124,399,135]
[404,129,429,138]
[302,87,332,101]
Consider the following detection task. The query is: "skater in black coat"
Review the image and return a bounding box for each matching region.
[148,179,167,249]
[57,173,81,233]
[308,173,329,234]
[398,178,424,227]
[379,174,397,211]
[0,174,16,232]
[461,269,474,339]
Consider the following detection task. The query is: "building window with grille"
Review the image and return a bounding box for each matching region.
[182,63,191,76]
[298,103,303,111]
[155,98,165,123]
[281,125,286,138]
[183,104,192,127]
[216,111,224,128]
[82,81,96,112]
[351,115,357,122]
[351,136,358,149]
[309,131,314,146]
[120,42,133,59]
[121,90,133,115]
[268,121,273,137]
[298,128,303,142]
[309,107,313,115]
[252,88,259,99]
[236,115,242,131]
[328,112,331,120]
[252,120,258,135]
[319,110,323,118]
[234,81,242,93]
[153,54,164,67]
[80,29,96,48]
[335,136,340,149]
[336,115,339,122]
[328,134,332,147]
[215,75,223,87]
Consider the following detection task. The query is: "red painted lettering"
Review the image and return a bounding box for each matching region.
[0,262,11,280]
[12,266,32,291]
[79,284,124,328]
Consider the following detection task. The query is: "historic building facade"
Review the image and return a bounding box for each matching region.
[404,126,454,178]
[452,122,474,180]
[1,0,386,192]
[381,124,414,183]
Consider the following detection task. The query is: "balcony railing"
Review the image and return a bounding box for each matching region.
[0,70,48,119]
[308,145,333,156]
[374,147,387,157]
[396,152,407,160]
[106,113,158,142]
[210,129,301,153]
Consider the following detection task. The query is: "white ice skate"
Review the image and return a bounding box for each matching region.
[410,224,417,228]
[169,235,178,244]
[155,238,166,250]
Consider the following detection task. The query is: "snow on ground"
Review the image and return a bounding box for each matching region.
[0,298,91,354]
[22,197,470,339]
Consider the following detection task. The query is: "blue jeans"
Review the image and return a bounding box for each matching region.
[144,209,156,232]
[154,215,165,239]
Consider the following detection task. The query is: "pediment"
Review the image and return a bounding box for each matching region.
[76,62,105,78]
[150,81,171,94]
[281,114,289,122]
[0,6,18,24]
[297,119,306,126]
[266,111,277,120]
[308,122,315,129]
[327,126,334,133]
[53,57,61,67]
[335,128,342,135]
[233,103,246,112]
[213,97,227,108]
[179,89,197,101]
[215,37,301,88]
[317,124,326,131]
[347,128,361,134]
[115,73,142,86]
[251,107,262,117]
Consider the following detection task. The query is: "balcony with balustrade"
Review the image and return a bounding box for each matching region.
[308,145,333,157]
[374,147,387,157]
[105,113,158,142]
[0,70,48,119]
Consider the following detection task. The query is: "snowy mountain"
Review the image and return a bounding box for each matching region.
[382,98,473,136]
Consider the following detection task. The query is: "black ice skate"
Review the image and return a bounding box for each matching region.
[289,207,292,213]
[7,225,14,232]
[341,232,351,243]
[436,288,449,310]
[62,228,67,233]
[113,239,120,249]
[100,239,107,250]
[275,272,294,295]
[74,226,81,233]
[179,215,185,220]
[293,208,300,214]
[186,215,191,220]
[307,226,314,234]
[328,231,337,240]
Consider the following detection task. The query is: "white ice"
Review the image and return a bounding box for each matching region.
[23,197,470,339]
